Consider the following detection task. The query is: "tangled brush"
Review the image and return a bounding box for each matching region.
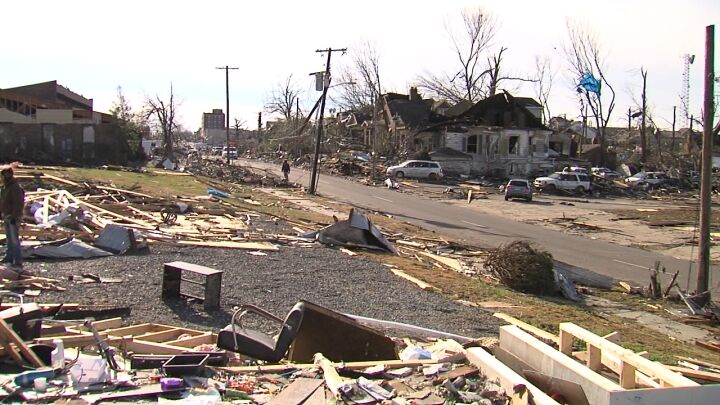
[484,240,555,294]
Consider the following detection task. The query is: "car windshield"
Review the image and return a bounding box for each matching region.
[548,173,561,179]
[509,180,527,187]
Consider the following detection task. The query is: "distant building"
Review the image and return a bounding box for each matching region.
[0,80,130,164]
[203,109,225,130]
[201,108,230,145]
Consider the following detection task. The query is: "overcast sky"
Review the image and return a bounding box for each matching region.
[2,0,717,132]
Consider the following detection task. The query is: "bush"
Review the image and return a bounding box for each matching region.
[484,240,555,294]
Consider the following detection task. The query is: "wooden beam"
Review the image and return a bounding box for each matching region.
[0,319,44,367]
[103,323,169,336]
[135,328,201,343]
[559,323,697,388]
[494,313,559,345]
[418,251,462,271]
[122,339,189,355]
[390,269,436,291]
[164,332,215,348]
[466,347,560,405]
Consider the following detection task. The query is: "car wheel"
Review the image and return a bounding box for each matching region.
[575,186,586,194]
[505,196,509,201]
[527,196,532,202]
[395,171,405,179]
[545,184,556,193]
[428,173,438,181]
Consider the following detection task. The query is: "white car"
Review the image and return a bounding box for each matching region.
[534,172,592,193]
[591,167,623,180]
[221,147,238,159]
[625,172,667,187]
[386,160,443,180]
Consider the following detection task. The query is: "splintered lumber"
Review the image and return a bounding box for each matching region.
[466,347,560,405]
[418,251,462,271]
[390,269,436,291]
[176,240,279,250]
[695,340,720,353]
[0,318,45,367]
[664,365,720,383]
[675,356,720,371]
[493,313,559,345]
[314,353,348,398]
[96,186,153,198]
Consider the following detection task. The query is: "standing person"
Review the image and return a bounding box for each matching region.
[1,168,24,269]
[281,160,290,182]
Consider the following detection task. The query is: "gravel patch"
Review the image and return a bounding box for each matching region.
[20,245,499,338]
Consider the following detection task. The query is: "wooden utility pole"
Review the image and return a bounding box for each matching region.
[671,106,676,155]
[309,47,346,194]
[640,68,648,164]
[627,107,632,130]
[696,24,714,302]
[216,65,239,164]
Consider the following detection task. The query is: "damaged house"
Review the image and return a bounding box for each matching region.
[0,81,130,165]
[443,92,558,177]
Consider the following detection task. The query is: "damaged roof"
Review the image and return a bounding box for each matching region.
[458,92,548,130]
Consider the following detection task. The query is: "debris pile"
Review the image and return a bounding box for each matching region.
[484,240,556,295]
[185,157,294,187]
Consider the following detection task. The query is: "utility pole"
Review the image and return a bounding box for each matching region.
[696,24,714,303]
[308,47,346,194]
[216,65,238,164]
[627,107,632,131]
[640,68,648,164]
[671,106,676,155]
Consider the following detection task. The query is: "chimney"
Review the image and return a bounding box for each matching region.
[409,87,420,102]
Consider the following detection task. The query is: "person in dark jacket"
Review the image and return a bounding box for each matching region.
[1,168,24,268]
[281,160,290,182]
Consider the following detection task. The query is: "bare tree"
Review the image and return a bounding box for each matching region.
[265,75,302,120]
[533,56,554,123]
[144,84,179,159]
[334,41,383,111]
[417,7,497,103]
[563,20,616,164]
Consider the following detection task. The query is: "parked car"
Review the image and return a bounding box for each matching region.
[591,167,623,180]
[534,172,592,193]
[211,146,223,155]
[624,171,667,187]
[504,179,533,201]
[386,160,443,180]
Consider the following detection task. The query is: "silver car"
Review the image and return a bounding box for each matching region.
[386,160,444,180]
[505,179,533,201]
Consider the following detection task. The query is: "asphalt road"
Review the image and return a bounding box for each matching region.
[239,158,720,296]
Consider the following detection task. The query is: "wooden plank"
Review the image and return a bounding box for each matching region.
[135,328,201,343]
[494,313,559,345]
[96,186,153,198]
[390,269,436,290]
[559,323,697,388]
[301,385,326,405]
[164,332,215,347]
[104,323,169,336]
[62,191,155,228]
[466,347,560,405]
[695,341,720,353]
[418,251,462,271]
[0,319,44,367]
[675,356,720,371]
[122,339,188,355]
[664,365,720,382]
[266,377,323,405]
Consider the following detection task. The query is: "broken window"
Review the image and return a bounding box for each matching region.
[508,136,519,155]
[465,135,478,154]
[61,138,73,158]
[549,141,563,153]
[42,124,55,151]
